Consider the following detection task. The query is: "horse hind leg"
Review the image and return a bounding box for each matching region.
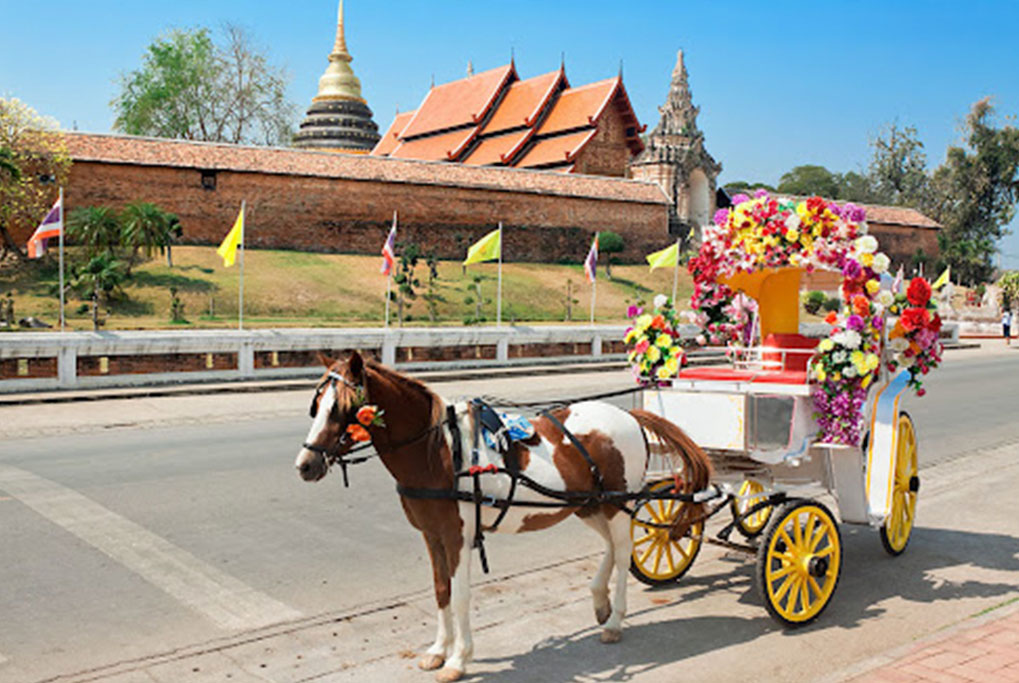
[600,512,633,644]
[580,514,614,626]
[436,517,474,682]
[420,534,453,672]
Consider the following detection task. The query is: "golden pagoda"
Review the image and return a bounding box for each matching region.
[293,0,380,153]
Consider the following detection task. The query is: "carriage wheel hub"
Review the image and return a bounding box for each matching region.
[807,555,829,578]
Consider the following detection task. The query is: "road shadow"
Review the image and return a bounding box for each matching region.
[468,524,1019,681]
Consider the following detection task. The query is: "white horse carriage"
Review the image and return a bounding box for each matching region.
[630,264,922,626]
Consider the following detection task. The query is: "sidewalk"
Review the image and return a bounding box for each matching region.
[844,600,1019,682]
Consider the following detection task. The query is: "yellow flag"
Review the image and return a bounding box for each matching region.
[646,242,679,271]
[464,227,501,266]
[217,206,244,267]
[931,265,950,290]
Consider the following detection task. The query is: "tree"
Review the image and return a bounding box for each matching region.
[121,202,178,273]
[777,165,840,198]
[928,98,1019,285]
[0,98,72,260]
[112,25,296,146]
[723,180,775,194]
[599,231,624,278]
[999,271,1019,310]
[72,252,126,330]
[392,243,421,326]
[67,206,122,260]
[868,123,931,207]
[835,170,878,203]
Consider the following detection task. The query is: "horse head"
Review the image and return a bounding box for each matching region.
[295,350,370,482]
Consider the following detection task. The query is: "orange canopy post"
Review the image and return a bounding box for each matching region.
[719,267,804,339]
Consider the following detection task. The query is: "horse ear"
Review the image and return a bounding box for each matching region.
[348,350,364,377]
[316,351,334,368]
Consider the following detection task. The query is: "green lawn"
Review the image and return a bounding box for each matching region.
[0,246,693,331]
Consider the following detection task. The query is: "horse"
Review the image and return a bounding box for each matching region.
[295,351,712,682]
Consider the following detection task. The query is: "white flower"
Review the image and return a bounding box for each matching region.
[872,253,890,274]
[653,294,668,310]
[877,290,894,307]
[842,330,862,349]
[890,337,909,352]
[844,365,858,378]
[785,214,802,231]
[855,235,878,254]
[695,334,707,346]
[833,350,846,363]
[896,352,915,368]
[832,331,847,347]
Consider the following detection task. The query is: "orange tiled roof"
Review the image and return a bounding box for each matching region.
[481,70,564,135]
[536,78,620,136]
[371,110,415,156]
[399,64,516,139]
[461,129,533,166]
[864,205,941,229]
[389,126,478,161]
[516,129,598,169]
[61,132,669,205]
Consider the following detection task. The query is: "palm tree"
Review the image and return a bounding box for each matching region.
[121,202,176,273]
[72,253,126,330]
[67,206,122,259]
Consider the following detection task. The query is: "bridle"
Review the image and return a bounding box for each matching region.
[301,368,447,487]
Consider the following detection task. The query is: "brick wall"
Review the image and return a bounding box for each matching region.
[868,222,941,273]
[61,159,669,263]
[574,106,631,178]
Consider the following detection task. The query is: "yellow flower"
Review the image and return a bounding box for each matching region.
[646,345,661,363]
[866,353,880,371]
[819,339,834,352]
[656,333,672,348]
[860,253,874,267]
[635,314,652,331]
[865,279,880,296]
[664,356,679,375]
[624,328,637,344]
[862,374,873,389]
[785,228,799,242]
[833,372,841,381]
[816,367,827,382]
[657,365,672,380]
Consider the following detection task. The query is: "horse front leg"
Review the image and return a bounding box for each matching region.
[419,533,453,672]
[601,511,633,643]
[579,514,614,625]
[436,514,474,682]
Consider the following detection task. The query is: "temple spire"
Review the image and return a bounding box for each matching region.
[293,0,380,153]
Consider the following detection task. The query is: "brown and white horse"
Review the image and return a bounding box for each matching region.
[295,351,712,682]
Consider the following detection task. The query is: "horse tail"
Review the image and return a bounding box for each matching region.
[629,409,713,541]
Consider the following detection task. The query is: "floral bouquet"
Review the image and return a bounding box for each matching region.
[886,277,943,395]
[346,404,386,442]
[624,294,686,385]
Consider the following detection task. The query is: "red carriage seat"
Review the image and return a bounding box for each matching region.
[679,334,817,385]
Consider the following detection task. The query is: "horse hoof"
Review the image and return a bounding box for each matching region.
[600,628,622,644]
[595,605,611,625]
[435,667,464,682]
[419,654,445,671]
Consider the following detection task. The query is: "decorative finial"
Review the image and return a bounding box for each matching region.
[618,58,624,80]
[467,60,474,77]
[560,51,565,72]
[311,0,365,103]
[510,46,515,68]
[430,73,435,89]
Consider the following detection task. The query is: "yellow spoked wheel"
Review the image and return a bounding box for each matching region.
[880,412,919,556]
[730,478,773,538]
[756,500,842,627]
[629,480,703,586]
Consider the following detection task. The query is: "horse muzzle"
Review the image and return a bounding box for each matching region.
[295,448,328,482]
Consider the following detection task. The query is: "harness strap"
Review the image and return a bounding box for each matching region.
[540,409,604,494]
[447,405,463,473]
[468,402,490,574]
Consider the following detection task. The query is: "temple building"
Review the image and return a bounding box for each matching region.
[630,50,722,242]
[292,1,380,153]
[371,62,645,177]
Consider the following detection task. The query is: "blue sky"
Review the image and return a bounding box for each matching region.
[2,0,1018,267]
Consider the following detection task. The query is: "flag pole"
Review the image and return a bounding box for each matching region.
[671,238,680,304]
[239,200,246,331]
[384,210,395,329]
[496,222,503,327]
[590,276,596,325]
[58,187,65,332]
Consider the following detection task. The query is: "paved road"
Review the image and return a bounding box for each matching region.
[0,346,1016,682]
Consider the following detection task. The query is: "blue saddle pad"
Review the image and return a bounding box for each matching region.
[483,412,535,451]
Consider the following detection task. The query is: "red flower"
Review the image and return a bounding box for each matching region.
[356,405,378,426]
[900,307,931,332]
[806,196,826,213]
[907,277,932,307]
[928,313,943,332]
[852,295,870,317]
[825,311,838,325]
[651,315,666,330]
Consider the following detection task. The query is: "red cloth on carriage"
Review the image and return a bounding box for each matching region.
[678,334,817,385]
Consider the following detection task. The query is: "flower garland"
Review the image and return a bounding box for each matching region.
[886,277,943,396]
[346,404,386,442]
[624,294,686,385]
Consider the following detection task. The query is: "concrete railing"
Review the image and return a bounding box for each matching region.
[0,326,628,393]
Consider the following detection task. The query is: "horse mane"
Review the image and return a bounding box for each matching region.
[365,360,448,468]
